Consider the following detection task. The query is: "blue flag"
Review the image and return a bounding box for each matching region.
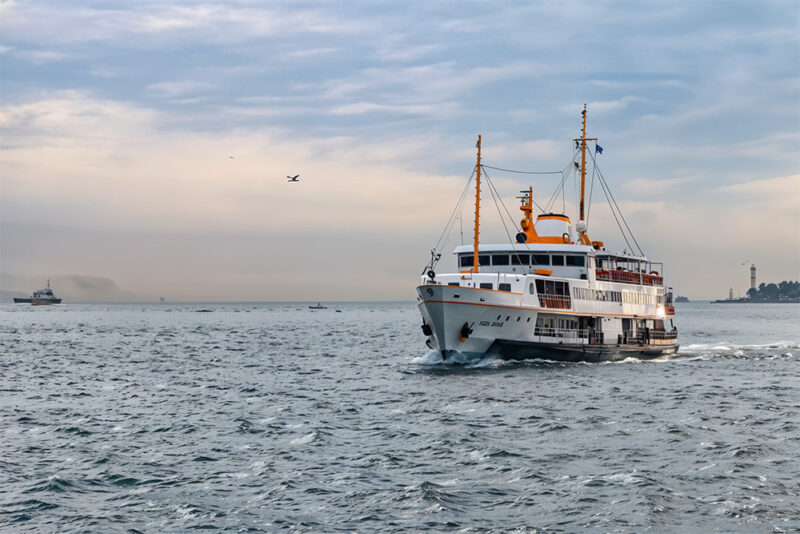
[596,145,603,154]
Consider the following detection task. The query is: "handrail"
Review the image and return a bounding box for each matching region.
[622,329,677,343]
[534,327,586,338]
[533,327,604,344]
[648,330,678,340]
[538,294,571,309]
[596,269,663,286]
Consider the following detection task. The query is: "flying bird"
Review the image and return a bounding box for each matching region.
[287,174,300,182]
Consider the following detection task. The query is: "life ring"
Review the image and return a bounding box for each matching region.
[562,233,570,243]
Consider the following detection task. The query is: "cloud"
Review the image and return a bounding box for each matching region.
[316,61,538,102]
[560,96,643,115]
[147,80,213,98]
[0,93,465,237]
[718,174,800,211]
[328,101,454,116]
[1,2,362,45]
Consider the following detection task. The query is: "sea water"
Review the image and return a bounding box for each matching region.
[0,301,798,532]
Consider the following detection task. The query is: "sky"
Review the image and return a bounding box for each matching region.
[1,0,798,301]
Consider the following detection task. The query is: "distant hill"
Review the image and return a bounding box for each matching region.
[1,273,142,302]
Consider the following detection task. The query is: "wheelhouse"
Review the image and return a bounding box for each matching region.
[453,243,594,278]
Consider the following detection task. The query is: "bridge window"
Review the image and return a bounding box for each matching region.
[459,255,473,267]
[551,255,565,266]
[492,254,510,265]
[565,255,585,267]
[511,253,529,265]
[479,255,490,266]
[532,254,549,265]
[536,279,569,295]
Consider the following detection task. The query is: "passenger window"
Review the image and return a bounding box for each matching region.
[448,282,459,287]
[492,255,510,265]
[511,254,529,265]
[529,283,535,294]
[498,283,511,292]
[479,283,493,289]
[551,255,565,266]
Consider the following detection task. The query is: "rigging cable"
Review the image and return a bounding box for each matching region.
[587,148,645,256]
[428,168,475,269]
[595,171,634,253]
[482,162,565,213]
[481,164,563,175]
[481,166,526,236]
[586,144,598,224]
[545,148,579,213]
[482,169,530,266]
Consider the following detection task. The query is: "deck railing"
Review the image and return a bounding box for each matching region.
[537,294,572,309]
[596,269,663,286]
[621,329,678,345]
[533,327,604,344]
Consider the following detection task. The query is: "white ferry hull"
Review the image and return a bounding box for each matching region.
[417,284,678,363]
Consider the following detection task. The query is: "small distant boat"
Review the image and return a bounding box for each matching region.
[160,296,165,302]
[14,279,62,305]
[308,303,327,309]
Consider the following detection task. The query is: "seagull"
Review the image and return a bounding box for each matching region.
[287,174,300,182]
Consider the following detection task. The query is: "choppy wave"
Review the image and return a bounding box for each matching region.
[411,339,796,369]
[1,302,799,532]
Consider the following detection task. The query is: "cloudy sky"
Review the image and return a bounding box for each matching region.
[1,0,798,300]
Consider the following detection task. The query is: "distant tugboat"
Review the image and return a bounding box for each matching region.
[14,280,62,305]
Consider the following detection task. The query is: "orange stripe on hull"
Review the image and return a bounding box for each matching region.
[418,299,659,319]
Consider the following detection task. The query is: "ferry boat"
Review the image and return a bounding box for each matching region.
[417,107,678,362]
[14,279,62,305]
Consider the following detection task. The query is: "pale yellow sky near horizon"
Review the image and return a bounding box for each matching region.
[2,94,798,301]
[2,2,798,301]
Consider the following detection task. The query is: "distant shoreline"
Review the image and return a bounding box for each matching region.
[711,298,800,304]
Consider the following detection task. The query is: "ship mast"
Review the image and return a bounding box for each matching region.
[577,105,597,221]
[575,105,596,245]
[473,135,482,273]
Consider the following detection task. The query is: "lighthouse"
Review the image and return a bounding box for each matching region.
[750,264,756,290]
